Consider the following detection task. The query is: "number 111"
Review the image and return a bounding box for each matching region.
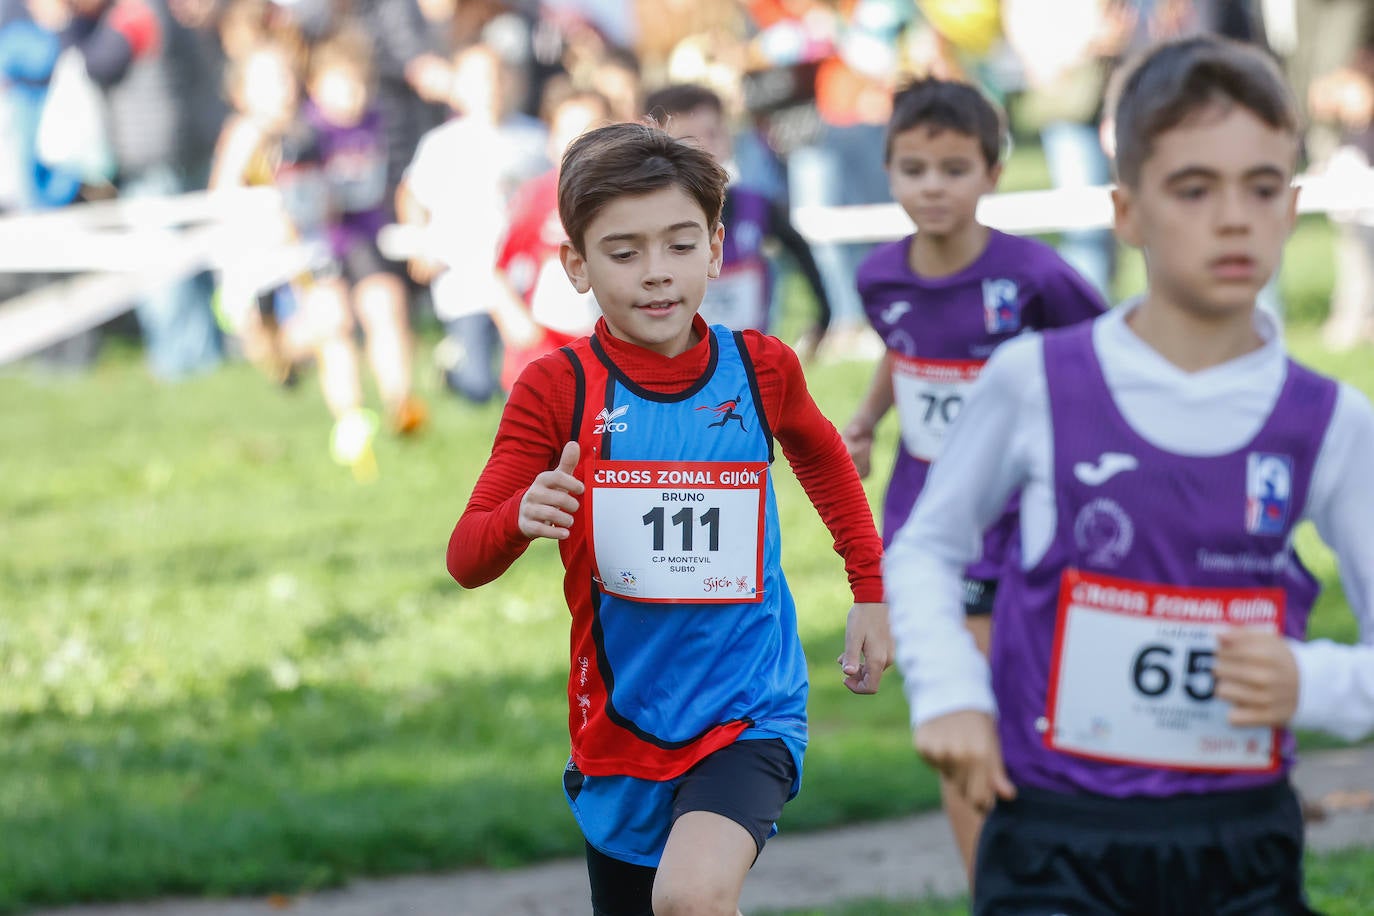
[642,506,721,551]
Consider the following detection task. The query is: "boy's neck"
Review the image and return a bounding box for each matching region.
[910,223,990,279]
[1126,294,1267,373]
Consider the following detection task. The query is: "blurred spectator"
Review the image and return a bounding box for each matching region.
[1300,5,1374,349]
[491,83,610,391]
[287,0,451,206]
[1001,0,1132,299]
[109,0,228,380]
[396,39,548,404]
[303,23,427,454]
[775,0,913,356]
[646,81,833,354]
[209,37,326,386]
[583,41,641,122]
[0,0,86,210]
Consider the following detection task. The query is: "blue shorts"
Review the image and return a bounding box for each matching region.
[563,735,802,867]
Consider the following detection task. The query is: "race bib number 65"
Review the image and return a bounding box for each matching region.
[1045,569,1284,772]
[589,459,768,604]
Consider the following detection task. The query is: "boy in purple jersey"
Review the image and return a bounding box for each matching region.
[303,26,427,475]
[887,36,1374,915]
[841,76,1106,877]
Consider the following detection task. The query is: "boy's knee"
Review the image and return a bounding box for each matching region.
[650,879,738,916]
[307,292,355,339]
[354,274,406,325]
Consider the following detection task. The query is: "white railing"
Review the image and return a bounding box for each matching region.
[2,162,1373,366]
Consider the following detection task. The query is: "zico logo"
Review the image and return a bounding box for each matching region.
[593,404,629,434]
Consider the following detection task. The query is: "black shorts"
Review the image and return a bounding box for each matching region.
[319,237,400,286]
[581,738,795,916]
[973,781,1320,916]
[963,576,998,616]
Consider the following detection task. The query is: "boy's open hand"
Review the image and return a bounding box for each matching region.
[837,602,892,694]
[914,710,1016,815]
[1215,628,1300,727]
[518,442,584,541]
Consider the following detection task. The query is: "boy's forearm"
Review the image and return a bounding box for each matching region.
[885,534,995,727]
[851,352,896,428]
[783,429,884,602]
[447,496,530,587]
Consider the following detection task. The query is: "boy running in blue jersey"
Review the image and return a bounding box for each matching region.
[887,35,1374,914]
[842,76,1106,877]
[448,121,893,916]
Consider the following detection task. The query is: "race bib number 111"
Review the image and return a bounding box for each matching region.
[589,459,768,604]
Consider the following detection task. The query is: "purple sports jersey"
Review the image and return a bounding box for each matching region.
[993,322,1338,797]
[303,103,390,259]
[857,230,1105,574]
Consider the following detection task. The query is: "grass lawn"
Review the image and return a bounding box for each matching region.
[1,153,1370,911]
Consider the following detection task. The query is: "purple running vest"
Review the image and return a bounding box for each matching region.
[856,230,1104,566]
[992,322,1338,797]
[303,103,390,260]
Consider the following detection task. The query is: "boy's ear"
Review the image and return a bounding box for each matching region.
[707,221,724,279]
[1111,184,1142,249]
[560,240,592,294]
[1284,182,1300,236]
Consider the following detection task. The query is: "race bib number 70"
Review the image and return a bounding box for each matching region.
[1045,568,1284,773]
[891,355,982,462]
[589,459,768,604]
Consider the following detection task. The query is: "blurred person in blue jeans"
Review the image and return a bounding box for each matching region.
[105,0,228,380]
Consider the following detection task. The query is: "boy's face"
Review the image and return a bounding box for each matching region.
[662,104,733,166]
[450,48,502,118]
[309,65,368,127]
[240,49,297,129]
[1112,104,1299,320]
[886,126,999,242]
[560,186,724,358]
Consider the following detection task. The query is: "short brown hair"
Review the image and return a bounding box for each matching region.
[558,122,729,254]
[885,77,1005,168]
[1109,35,1299,187]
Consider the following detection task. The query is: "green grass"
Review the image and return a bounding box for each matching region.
[2,318,1370,911]
[0,142,1370,910]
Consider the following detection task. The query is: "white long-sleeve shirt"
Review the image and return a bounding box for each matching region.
[885,302,1374,741]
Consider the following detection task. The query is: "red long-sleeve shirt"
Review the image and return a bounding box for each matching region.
[447,316,884,603]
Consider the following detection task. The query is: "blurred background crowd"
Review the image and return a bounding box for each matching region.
[1,0,1371,471]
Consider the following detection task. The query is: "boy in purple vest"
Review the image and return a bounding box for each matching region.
[886,35,1374,914]
[843,76,1106,875]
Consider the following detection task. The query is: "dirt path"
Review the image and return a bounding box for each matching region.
[34,747,1374,916]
